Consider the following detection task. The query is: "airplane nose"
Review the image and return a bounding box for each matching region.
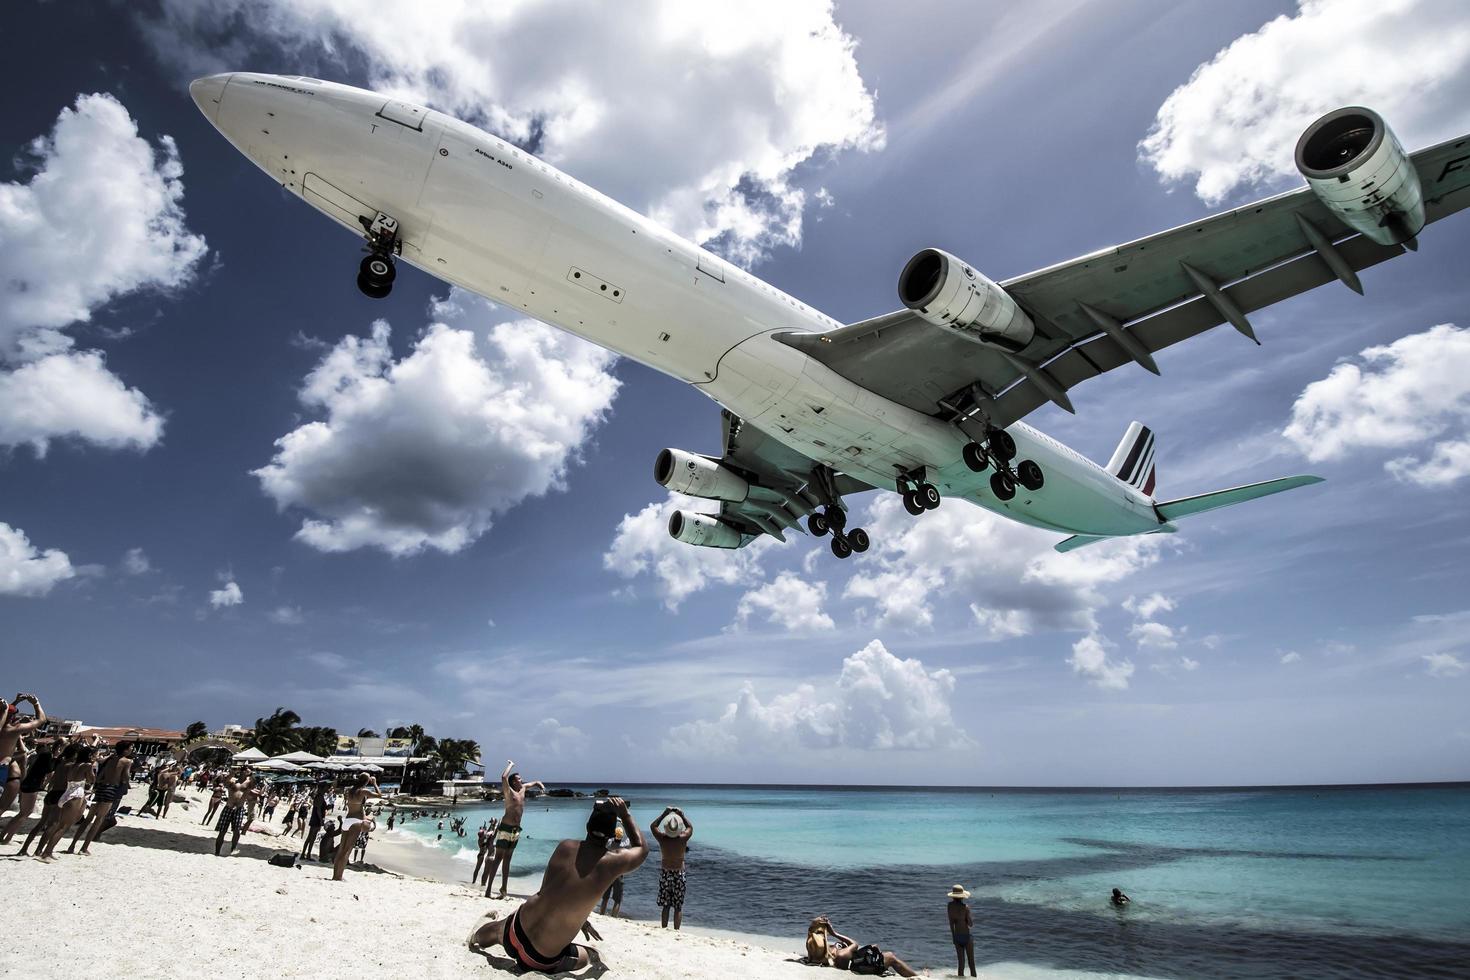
[189,73,231,121]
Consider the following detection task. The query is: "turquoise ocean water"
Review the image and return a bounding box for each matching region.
[386,783,1470,976]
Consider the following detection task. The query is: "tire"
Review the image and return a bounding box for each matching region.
[902,491,925,516]
[360,254,396,285]
[918,483,941,510]
[989,429,1016,462]
[831,537,853,559]
[847,528,870,553]
[962,442,989,473]
[1017,459,1044,491]
[824,507,846,531]
[807,513,830,537]
[356,273,392,299]
[990,471,1016,501]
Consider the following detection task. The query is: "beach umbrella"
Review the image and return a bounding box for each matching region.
[273,751,327,764]
[232,747,268,762]
[255,759,305,772]
[364,764,384,773]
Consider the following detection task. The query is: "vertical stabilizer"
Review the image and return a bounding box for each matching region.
[1106,421,1157,497]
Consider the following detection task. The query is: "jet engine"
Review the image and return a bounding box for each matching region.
[668,510,743,549]
[654,448,749,502]
[1296,107,1425,247]
[897,248,1034,352]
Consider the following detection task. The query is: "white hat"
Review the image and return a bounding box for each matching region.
[947,884,971,899]
[659,812,687,835]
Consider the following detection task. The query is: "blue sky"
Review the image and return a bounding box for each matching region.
[3,0,1468,785]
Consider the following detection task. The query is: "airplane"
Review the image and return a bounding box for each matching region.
[190,73,1470,559]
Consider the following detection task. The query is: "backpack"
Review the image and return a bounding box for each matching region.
[849,944,886,975]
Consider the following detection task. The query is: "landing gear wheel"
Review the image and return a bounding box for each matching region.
[824,506,846,531]
[902,491,926,516]
[808,513,831,537]
[831,536,853,559]
[360,254,397,285]
[356,273,392,299]
[918,483,941,510]
[1017,459,1045,491]
[962,442,990,473]
[988,429,1016,463]
[990,470,1017,501]
[847,528,870,553]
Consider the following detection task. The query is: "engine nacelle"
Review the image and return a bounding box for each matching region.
[897,248,1035,352]
[654,448,749,502]
[668,510,743,549]
[1296,106,1425,247]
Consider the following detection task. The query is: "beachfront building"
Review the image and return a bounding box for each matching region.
[42,718,185,764]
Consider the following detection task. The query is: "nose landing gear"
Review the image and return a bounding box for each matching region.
[963,427,1044,502]
[356,212,401,299]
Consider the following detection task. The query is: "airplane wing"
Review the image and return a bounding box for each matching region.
[778,133,1470,430]
[703,410,874,543]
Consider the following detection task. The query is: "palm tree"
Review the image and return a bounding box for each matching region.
[298,726,339,757]
[184,721,209,741]
[407,723,426,756]
[430,738,484,780]
[248,707,303,756]
[357,728,380,738]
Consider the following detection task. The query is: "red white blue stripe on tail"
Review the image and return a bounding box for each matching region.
[1106,421,1157,497]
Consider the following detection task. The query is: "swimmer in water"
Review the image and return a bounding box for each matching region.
[1111,888,1130,907]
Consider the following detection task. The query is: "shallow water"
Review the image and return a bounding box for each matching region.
[387,783,1470,977]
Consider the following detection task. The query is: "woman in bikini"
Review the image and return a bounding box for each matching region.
[0,736,48,843]
[804,916,919,977]
[332,773,380,881]
[16,741,78,855]
[36,744,94,860]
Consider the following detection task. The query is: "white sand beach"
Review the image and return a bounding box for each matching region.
[0,791,847,979]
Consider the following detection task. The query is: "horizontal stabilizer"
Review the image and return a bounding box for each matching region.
[1154,475,1324,522]
[1054,533,1112,553]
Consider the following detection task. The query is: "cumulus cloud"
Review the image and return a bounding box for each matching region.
[1141,0,1470,203]
[1423,652,1466,677]
[1068,633,1135,691]
[1283,325,1470,486]
[604,492,775,610]
[1281,651,1303,664]
[121,547,152,576]
[734,572,835,632]
[141,0,882,266]
[254,294,619,555]
[1129,620,1179,650]
[0,93,205,452]
[269,605,304,625]
[670,639,972,753]
[209,580,243,608]
[842,495,1165,634]
[0,522,75,597]
[1123,593,1175,620]
[531,717,589,756]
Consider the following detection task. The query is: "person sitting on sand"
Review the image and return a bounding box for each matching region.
[482,759,545,898]
[0,693,47,818]
[466,797,648,974]
[214,768,255,857]
[333,773,381,881]
[804,916,919,977]
[1111,887,1130,907]
[947,884,977,977]
[651,806,694,930]
[66,740,135,854]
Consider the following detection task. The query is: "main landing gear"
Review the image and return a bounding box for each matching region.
[356,212,401,299]
[962,428,1044,502]
[806,506,870,560]
[896,469,943,517]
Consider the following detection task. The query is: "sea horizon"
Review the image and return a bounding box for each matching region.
[462,778,1470,793]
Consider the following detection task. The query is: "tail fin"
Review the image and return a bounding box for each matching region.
[1154,475,1324,522]
[1106,421,1157,497]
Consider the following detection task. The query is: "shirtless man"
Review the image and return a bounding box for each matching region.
[154,764,181,818]
[466,797,647,973]
[67,740,134,854]
[332,773,381,881]
[651,806,694,929]
[482,759,545,898]
[214,768,255,856]
[0,694,47,818]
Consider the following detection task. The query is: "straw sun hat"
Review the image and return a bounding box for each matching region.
[947,884,971,899]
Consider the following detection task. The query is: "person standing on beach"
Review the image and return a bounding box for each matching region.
[36,744,94,860]
[651,806,693,930]
[301,784,327,859]
[466,797,647,973]
[482,759,545,898]
[66,740,134,855]
[202,781,226,826]
[597,825,629,917]
[947,884,977,977]
[1,736,57,844]
[332,773,381,881]
[214,769,255,856]
[472,822,492,883]
[0,693,47,817]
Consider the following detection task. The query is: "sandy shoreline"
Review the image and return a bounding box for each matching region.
[0,790,846,979]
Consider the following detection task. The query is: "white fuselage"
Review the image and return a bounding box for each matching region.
[194,73,1165,538]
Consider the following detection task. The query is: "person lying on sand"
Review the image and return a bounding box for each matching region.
[804,916,919,977]
[466,796,648,974]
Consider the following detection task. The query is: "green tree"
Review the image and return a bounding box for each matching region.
[184,721,209,741]
[357,728,380,738]
[247,707,303,756]
[430,738,483,780]
[298,726,339,757]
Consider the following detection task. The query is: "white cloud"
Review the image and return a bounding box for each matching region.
[209,580,243,608]
[142,0,882,266]
[308,651,349,672]
[1423,652,1466,677]
[843,494,1165,633]
[122,547,152,576]
[1178,656,1200,672]
[734,572,834,632]
[1284,325,1470,486]
[1068,633,1135,691]
[1129,620,1179,650]
[0,522,75,597]
[531,717,589,757]
[268,605,304,625]
[1281,651,1303,664]
[0,93,205,452]
[1140,0,1470,203]
[1123,593,1175,620]
[254,293,619,556]
[670,639,972,753]
[603,492,774,610]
